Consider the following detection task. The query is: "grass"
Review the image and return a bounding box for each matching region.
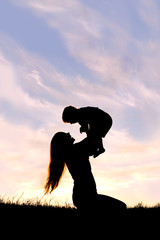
[1,195,160,236]
[1,194,160,215]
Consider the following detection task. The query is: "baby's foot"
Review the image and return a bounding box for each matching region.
[93,148,105,158]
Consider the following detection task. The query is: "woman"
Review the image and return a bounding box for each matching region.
[45,132,126,212]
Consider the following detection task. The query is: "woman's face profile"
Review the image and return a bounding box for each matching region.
[65,132,75,144]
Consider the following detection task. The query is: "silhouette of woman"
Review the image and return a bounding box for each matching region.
[45,132,126,212]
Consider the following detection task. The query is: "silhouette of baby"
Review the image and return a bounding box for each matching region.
[62,106,112,157]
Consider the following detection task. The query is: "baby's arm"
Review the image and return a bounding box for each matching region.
[79,121,89,133]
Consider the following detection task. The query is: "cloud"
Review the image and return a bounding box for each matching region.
[0,33,129,123]
[0,34,74,126]
[0,115,49,195]
[5,1,140,127]
[0,53,26,108]
[92,129,160,205]
[137,0,160,31]
[10,1,160,104]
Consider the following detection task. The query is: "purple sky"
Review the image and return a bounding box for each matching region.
[0,0,160,206]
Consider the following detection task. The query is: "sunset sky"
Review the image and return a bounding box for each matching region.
[0,0,160,207]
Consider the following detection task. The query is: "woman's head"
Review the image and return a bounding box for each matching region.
[44,132,75,194]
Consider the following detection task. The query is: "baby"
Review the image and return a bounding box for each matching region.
[62,106,112,158]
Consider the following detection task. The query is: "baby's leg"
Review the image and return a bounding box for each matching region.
[98,138,105,151]
[93,137,105,158]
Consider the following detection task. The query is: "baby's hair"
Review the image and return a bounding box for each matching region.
[62,106,77,122]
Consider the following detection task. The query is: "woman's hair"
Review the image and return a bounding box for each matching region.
[44,132,69,194]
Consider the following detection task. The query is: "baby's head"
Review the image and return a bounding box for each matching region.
[62,106,78,124]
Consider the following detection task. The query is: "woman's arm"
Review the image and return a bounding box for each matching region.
[74,137,94,157]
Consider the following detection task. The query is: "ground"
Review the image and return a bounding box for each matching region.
[0,201,159,237]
